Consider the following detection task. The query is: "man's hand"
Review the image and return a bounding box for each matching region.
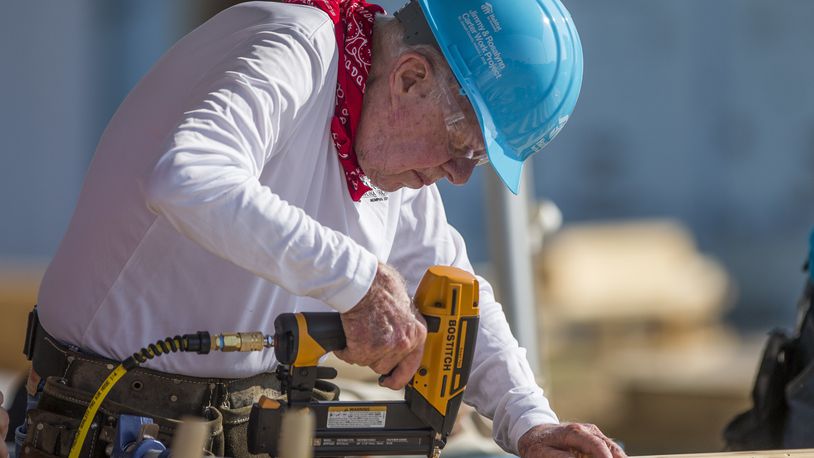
[0,390,9,458]
[334,263,427,390]
[518,423,627,458]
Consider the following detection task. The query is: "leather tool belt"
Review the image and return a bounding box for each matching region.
[21,308,338,457]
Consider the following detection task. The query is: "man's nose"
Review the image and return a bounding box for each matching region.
[444,158,477,185]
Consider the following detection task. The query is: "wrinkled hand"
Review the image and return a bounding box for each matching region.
[334,263,427,390]
[0,390,9,458]
[518,423,627,458]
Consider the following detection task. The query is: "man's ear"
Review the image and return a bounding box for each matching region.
[390,51,434,102]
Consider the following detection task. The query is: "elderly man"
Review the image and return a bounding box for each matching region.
[22,1,624,457]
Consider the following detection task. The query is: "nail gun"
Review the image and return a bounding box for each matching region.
[247,265,481,457]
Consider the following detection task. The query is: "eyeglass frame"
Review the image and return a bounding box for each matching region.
[433,79,489,166]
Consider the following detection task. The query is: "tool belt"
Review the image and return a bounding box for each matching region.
[22,309,339,457]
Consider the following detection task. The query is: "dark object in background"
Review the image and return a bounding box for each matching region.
[785,277,814,448]
[724,261,814,449]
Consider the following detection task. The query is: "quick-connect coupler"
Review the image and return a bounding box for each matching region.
[211,332,274,352]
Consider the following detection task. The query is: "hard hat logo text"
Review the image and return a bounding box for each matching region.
[459,10,506,79]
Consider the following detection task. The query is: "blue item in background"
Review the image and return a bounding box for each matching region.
[809,228,813,282]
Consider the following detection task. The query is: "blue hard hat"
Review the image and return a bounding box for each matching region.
[408,0,583,193]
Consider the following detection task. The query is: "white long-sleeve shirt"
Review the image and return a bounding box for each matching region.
[37,2,558,452]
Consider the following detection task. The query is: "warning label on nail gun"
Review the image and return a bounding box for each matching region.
[326,406,387,428]
[313,437,423,448]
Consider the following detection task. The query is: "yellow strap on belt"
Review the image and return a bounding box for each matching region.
[69,363,129,458]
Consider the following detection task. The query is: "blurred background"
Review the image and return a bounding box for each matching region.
[2,0,813,456]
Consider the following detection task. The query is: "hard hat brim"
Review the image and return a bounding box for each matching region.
[484,135,523,194]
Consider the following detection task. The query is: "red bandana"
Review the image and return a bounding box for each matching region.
[285,0,384,201]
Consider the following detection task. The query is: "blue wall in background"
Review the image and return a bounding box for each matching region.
[1,2,92,257]
[2,1,813,329]
[0,0,189,258]
[533,1,814,329]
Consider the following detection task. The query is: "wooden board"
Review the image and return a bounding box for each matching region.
[636,450,814,458]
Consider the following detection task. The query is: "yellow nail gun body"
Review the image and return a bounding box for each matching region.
[248,266,480,457]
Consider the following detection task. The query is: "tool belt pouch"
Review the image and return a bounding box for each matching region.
[217,379,338,458]
[21,407,80,458]
[21,377,223,458]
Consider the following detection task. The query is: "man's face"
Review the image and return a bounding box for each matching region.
[355,52,486,192]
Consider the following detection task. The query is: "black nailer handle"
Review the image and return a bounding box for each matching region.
[274,312,346,366]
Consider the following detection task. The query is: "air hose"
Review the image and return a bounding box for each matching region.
[68,331,273,458]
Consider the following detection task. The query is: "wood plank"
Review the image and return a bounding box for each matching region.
[635,450,814,458]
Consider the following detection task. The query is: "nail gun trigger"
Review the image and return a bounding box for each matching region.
[315,366,337,380]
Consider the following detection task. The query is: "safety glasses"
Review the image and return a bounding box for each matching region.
[435,80,489,166]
